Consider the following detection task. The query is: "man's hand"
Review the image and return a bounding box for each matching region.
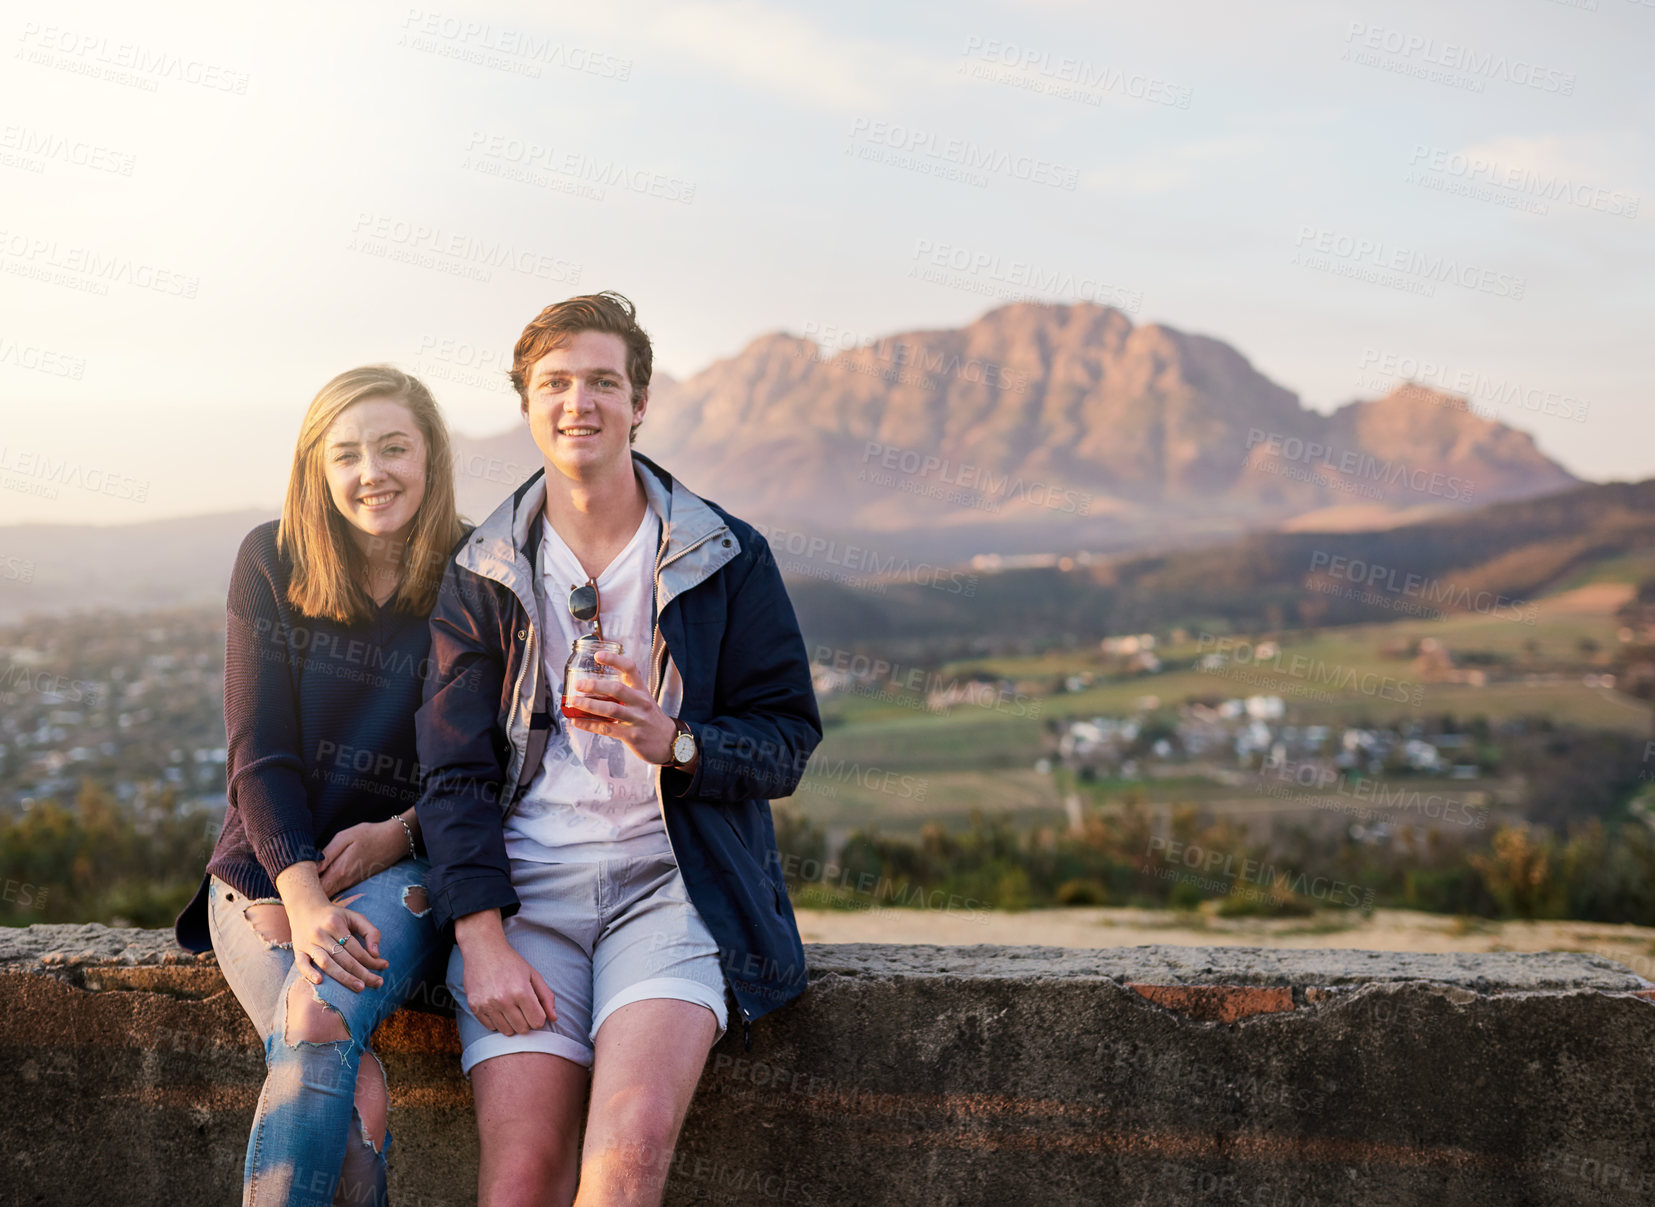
[455,910,558,1036]
[319,818,411,897]
[563,648,678,765]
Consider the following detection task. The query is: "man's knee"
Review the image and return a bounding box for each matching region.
[596,1087,685,1153]
[284,978,352,1045]
[583,1127,678,1194]
[483,1141,579,1206]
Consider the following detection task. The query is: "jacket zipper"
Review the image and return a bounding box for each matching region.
[648,523,724,699]
[501,613,536,820]
[648,518,754,1038]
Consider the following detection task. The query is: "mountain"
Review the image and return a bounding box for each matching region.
[0,303,1586,621]
[626,302,1578,559]
[0,509,271,624]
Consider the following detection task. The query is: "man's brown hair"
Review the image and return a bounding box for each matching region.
[510,291,653,445]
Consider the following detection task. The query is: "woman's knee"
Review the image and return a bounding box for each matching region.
[354,1048,389,1149]
[284,977,352,1045]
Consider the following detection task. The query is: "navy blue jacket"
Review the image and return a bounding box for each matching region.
[413,453,823,1028]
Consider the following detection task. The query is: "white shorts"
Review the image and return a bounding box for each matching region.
[448,851,728,1075]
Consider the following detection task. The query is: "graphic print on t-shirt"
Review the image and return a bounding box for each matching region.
[505,495,680,863]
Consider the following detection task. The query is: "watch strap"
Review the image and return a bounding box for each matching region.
[669,716,695,767]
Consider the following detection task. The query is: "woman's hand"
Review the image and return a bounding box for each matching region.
[287,894,390,992]
[275,861,390,993]
[456,910,558,1035]
[319,817,411,897]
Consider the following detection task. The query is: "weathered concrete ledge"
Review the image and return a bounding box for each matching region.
[5,924,1655,1205]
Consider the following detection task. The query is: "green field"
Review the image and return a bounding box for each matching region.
[787,569,1649,840]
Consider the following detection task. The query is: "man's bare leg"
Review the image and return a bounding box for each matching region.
[575,999,721,1207]
[472,1052,591,1207]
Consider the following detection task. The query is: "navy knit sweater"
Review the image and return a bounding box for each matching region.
[174,520,440,952]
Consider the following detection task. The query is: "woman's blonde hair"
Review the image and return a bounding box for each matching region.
[278,365,463,624]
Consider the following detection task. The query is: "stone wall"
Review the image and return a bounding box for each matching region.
[4,924,1654,1205]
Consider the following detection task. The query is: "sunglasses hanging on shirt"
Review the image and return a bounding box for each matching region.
[568,578,603,642]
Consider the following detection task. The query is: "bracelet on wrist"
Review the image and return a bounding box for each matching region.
[394,813,416,859]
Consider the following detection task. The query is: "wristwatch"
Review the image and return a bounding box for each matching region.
[667,716,697,769]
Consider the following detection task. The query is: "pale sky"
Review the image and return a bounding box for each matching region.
[1,0,1649,524]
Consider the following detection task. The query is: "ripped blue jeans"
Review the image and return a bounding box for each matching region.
[208,861,446,1207]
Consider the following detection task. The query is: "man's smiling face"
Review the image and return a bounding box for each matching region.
[523,329,648,482]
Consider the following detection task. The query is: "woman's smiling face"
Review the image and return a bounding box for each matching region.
[321,395,427,541]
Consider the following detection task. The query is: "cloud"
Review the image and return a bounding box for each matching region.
[1081,133,1272,195]
[543,0,938,111]
[1449,134,1644,192]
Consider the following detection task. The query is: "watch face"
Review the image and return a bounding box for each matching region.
[673,731,695,764]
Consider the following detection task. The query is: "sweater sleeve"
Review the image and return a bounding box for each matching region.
[223,526,322,884]
[414,552,520,930]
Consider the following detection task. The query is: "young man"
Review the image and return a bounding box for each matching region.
[414,291,822,1207]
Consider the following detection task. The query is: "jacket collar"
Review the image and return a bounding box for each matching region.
[457,450,739,611]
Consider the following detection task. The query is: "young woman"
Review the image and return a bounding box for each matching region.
[174,365,466,1207]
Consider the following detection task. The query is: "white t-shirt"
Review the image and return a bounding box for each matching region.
[504,496,683,863]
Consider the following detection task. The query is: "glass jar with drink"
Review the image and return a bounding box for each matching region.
[563,635,625,720]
